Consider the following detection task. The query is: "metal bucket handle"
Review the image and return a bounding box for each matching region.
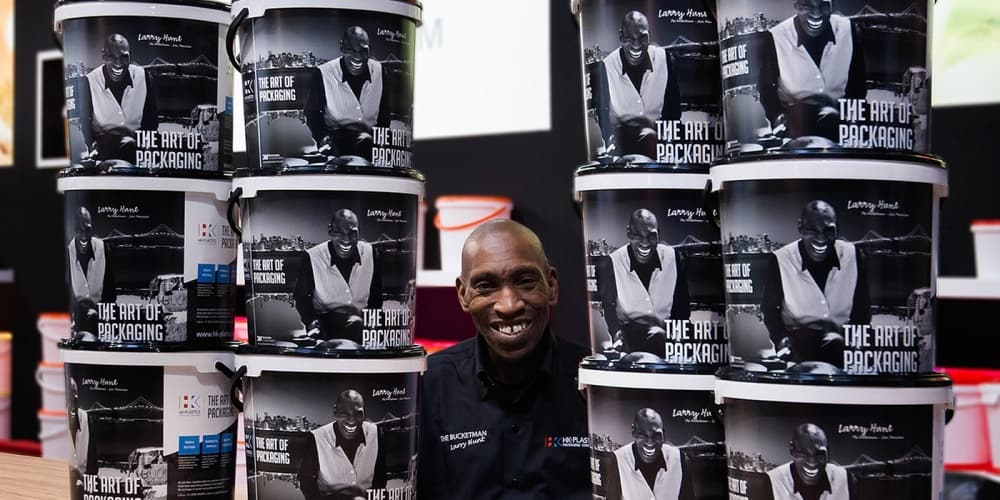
[225,7,250,70]
[219,362,247,412]
[227,186,243,240]
[702,177,721,230]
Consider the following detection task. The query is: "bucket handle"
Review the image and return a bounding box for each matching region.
[35,366,65,393]
[227,186,243,240]
[702,178,721,230]
[225,8,250,70]
[433,205,510,231]
[225,364,247,412]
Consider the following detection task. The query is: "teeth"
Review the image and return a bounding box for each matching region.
[641,445,657,457]
[637,247,652,257]
[350,60,363,70]
[496,322,527,335]
[811,242,828,253]
[344,424,357,433]
[802,465,819,478]
[629,48,643,59]
[808,19,823,29]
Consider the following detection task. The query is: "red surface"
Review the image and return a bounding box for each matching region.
[939,367,1000,385]
[971,219,1000,227]
[413,285,475,344]
[0,439,41,456]
[414,339,458,354]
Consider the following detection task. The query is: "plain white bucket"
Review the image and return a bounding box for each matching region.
[971,221,1000,279]
[37,313,70,363]
[36,362,67,411]
[38,409,71,461]
[978,382,1000,470]
[434,195,513,272]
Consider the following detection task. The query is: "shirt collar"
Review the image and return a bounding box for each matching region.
[793,16,836,48]
[631,442,668,472]
[797,239,840,272]
[76,238,95,262]
[102,64,133,88]
[339,57,372,83]
[790,462,832,496]
[618,46,653,75]
[627,244,662,272]
[333,421,367,446]
[475,329,555,401]
[327,241,361,267]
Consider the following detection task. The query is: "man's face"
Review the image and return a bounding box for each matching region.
[333,394,365,441]
[619,15,650,67]
[794,0,833,38]
[341,29,371,77]
[627,218,659,265]
[798,206,837,263]
[103,37,131,82]
[329,213,360,259]
[76,213,94,255]
[632,414,664,465]
[457,232,558,362]
[790,430,830,486]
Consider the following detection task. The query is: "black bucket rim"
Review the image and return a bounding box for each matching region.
[580,356,722,376]
[713,150,946,169]
[58,338,240,353]
[235,343,426,359]
[575,160,710,177]
[714,366,952,388]
[59,164,232,180]
[55,0,231,12]
[233,166,426,182]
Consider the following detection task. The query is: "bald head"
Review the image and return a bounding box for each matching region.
[798,200,838,263]
[792,423,827,449]
[789,422,830,485]
[632,408,665,464]
[461,219,548,279]
[619,11,651,67]
[633,407,663,429]
[620,11,649,34]
[626,208,659,265]
[328,208,360,259]
[102,34,131,82]
[340,26,371,77]
[333,389,365,440]
[336,389,364,410]
[75,207,94,254]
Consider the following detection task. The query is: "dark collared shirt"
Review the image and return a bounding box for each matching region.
[340,57,372,101]
[333,421,365,464]
[418,331,591,500]
[789,462,832,500]
[102,64,134,106]
[797,239,839,293]
[793,16,837,69]
[633,443,668,493]
[627,244,662,292]
[619,46,653,95]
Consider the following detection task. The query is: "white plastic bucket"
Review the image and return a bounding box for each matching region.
[0,395,10,440]
[60,344,238,498]
[578,359,725,499]
[714,368,953,500]
[233,173,423,348]
[233,345,426,499]
[39,409,71,461]
[574,167,726,369]
[710,156,948,375]
[971,220,1000,279]
[946,385,990,468]
[976,381,1000,471]
[0,332,10,395]
[37,313,71,363]
[434,195,514,272]
[36,362,67,411]
[58,174,236,345]
[53,0,233,172]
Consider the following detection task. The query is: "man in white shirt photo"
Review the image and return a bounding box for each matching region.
[767,423,849,500]
[613,408,693,499]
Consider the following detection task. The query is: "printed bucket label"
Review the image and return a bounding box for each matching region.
[724,398,937,500]
[239,9,416,170]
[64,190,237,344]
[242,191,417,349]
[717,0,930,155]
[580,0,723,166]
[720,178,936,375]
[581,188,727,367]
[587,385,725,500]
[243,370,419,500]
[65,361,237,499]
[62,15,231,171]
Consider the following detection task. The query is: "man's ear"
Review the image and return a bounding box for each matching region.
[547,266,559,306]
[455,276,471,312]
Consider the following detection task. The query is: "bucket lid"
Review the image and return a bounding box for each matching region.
[434,195,514,207]
[57,173,231,201]
[55,0,231,26]
[575,160,709,177]
[233,172,423,198]
[59,340,235,373]
[714,367,954,406]
[235,343,426,376]
[714,150,946,167]
[233,165,425,181]
[574,170,707,196]
[710,156,947,192]
[578,358,716,391]
[231,0,422,25]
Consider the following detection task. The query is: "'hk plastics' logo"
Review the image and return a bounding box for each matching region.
[179,394,201,416]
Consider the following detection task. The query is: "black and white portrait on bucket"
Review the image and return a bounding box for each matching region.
[724,399,935,500]
[580,0,723,166]
[244,371,419,500]
[239,9,414,170]
[587,386,725,500]
[720,179,935,375]
[582,190,726,367]
[717,0,930,154]
[61,15,226,171]
[242,191,417,349]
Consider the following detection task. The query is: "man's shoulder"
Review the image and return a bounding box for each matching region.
[553,335,590,366]
[425,337,477,378]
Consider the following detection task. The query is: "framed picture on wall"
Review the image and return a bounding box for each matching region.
[36,49,68,168]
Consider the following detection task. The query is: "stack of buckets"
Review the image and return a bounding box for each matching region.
[52,0,242,498]
[35,314,70,459]
[225,0,426,499]
[573,1,954,499]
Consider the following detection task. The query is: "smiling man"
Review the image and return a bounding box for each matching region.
[67,206,116,338]
[613,408,693,500]
[761,200,870,368]
[298,389,386,500]
[417,219,591,499]
[597,208,690,360]
[767,423,849,500]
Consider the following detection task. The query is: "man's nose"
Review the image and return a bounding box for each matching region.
[493,285,524,315]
